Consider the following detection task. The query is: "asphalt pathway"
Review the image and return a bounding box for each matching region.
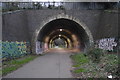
[4,50,73,78]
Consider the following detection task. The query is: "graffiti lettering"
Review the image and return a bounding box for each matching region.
[97,38,117,51]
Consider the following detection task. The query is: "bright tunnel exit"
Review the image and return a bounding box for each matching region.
[48,29,73,49]
[51,36,67,48]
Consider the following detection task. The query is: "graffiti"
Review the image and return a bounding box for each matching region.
[0,40,2,59]
[2,41,30,60]
[36,41,40,54]
[44,43,48,50]
[97,38,117,51]
[36,41,44,54]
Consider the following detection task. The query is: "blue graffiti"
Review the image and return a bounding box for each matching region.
[2,41,30,60]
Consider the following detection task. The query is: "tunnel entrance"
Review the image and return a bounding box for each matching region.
[33,17,93,54]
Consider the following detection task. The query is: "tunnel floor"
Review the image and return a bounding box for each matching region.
[4,51,73,78]
[45,48,80,53]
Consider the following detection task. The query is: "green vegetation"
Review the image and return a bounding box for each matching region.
[2,55,38,76]
[70,48,119,78]
[87,48,104,63]
[71,53,89,67]
[74,68,87,73]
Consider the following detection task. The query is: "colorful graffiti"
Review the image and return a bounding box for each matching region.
[0,40,2,59]
[2,41,30,60]
[96,38,117,51]
[36,41,44,54]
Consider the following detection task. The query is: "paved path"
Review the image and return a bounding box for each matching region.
[4,51,73,78]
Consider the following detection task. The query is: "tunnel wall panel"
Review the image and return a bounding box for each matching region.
[2,10,118,42]
[96,11,118,39]
[26,10,102,41]
[26,10,64,40]
[2,11,30,41]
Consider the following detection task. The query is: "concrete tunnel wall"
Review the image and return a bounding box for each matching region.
[35,18,93,53]
[2,10,118,53]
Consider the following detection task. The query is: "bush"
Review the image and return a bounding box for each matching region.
[104,54,119,78]
[71,53,89,65]
[87,48,104,63]
[71,48,119,78]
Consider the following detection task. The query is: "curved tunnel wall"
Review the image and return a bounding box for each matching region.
[2,10,118,54]
[33,14,94,54]
[49,34,72,49]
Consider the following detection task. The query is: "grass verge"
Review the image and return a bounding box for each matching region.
[70,53,119,78]
[2,55,38,76]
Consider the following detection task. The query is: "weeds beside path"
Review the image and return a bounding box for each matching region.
[70,49,119,78]
[2,55,38,76]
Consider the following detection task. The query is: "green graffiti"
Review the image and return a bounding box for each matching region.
[2,41,30,60]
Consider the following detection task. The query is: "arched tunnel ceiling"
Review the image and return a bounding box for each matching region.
[37,18,89,48]
[48,29,74,43]
[49,34,71,47]
[38,18,89,44]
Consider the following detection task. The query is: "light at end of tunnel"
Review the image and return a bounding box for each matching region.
[59,35,61,37]
[58,37,61,39]
[60,29,63,31]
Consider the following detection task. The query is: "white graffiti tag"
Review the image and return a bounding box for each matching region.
[98,38,117,51]
[36,41,41,54]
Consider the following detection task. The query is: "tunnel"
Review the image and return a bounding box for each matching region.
[34,18,93,54]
